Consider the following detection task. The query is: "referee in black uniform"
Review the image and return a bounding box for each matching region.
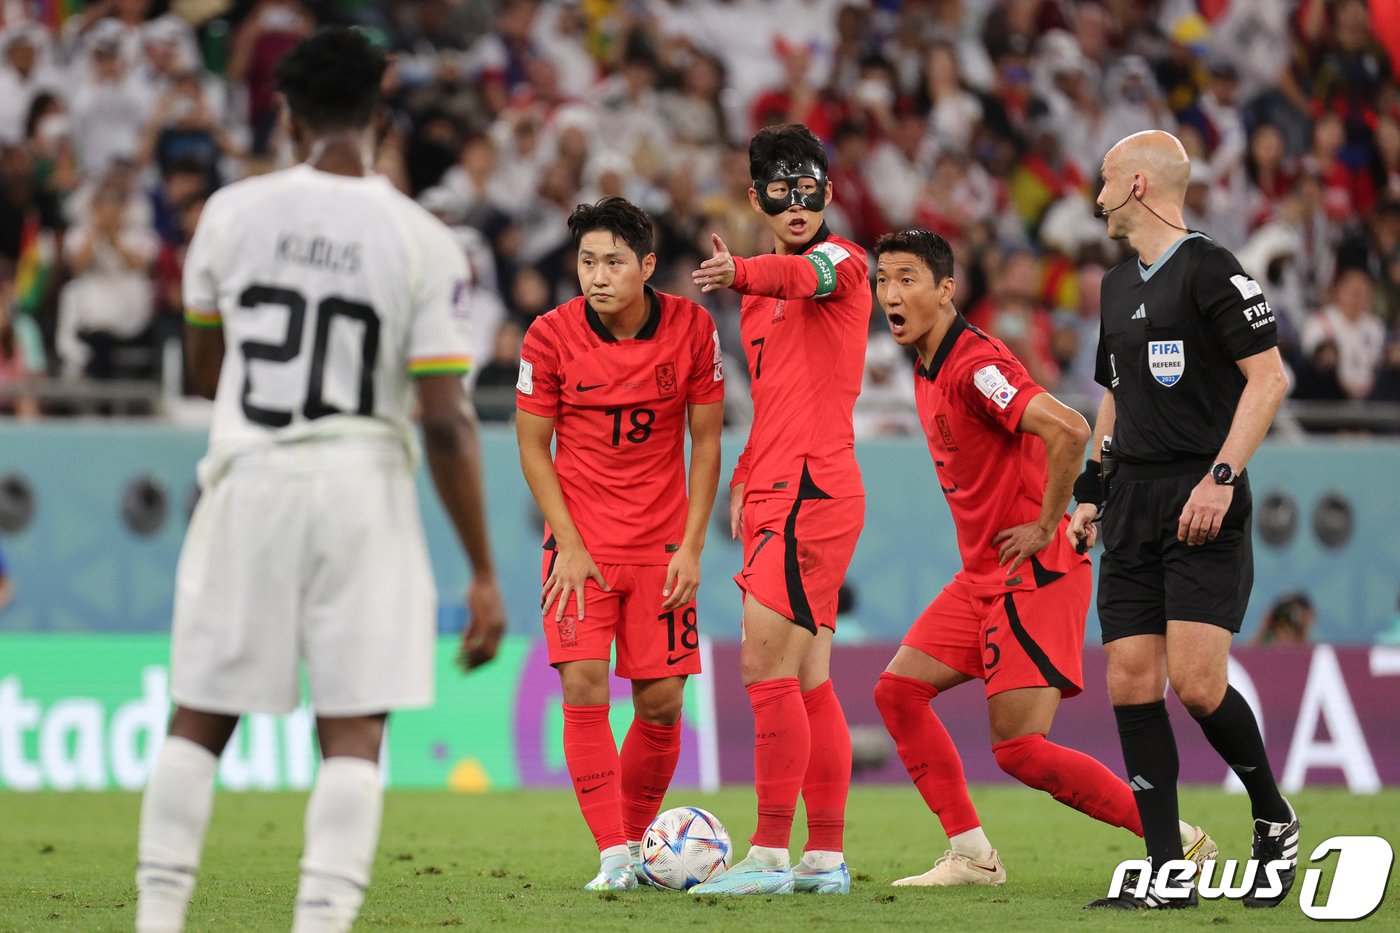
[1067,131,1298,909]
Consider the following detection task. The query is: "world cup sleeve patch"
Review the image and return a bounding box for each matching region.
[517,358,534,394]
[451,278,471,319]
[1229,274,1262,299]
[973,364,1018,409]
[812,241,851,265]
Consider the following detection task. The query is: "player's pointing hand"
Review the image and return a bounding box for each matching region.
[693,233,736,293]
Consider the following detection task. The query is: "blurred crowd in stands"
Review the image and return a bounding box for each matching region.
[1,0,1399,432]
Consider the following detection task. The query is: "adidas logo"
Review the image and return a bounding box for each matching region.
[1131,303,1146,320]
[1129,774,1155,791]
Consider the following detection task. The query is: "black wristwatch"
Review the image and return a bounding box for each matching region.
[1211,462,1236,486]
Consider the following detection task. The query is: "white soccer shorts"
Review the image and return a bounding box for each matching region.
[171,439,437,716]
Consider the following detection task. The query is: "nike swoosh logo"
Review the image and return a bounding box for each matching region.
[580,781,610,794]
[667,651,696,666]
[913,773,928,784]
[576,381,606,392]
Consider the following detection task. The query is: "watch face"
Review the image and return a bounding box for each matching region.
[1212,463,1233,485]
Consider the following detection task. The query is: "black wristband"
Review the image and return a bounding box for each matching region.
[1073,459,1103,510]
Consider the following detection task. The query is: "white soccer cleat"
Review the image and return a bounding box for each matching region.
[892,850,1006,887]
[584,852,638,892]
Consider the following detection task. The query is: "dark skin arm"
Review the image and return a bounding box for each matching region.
[418,374,507,670]
[184,321,225,399]
[993,391,1092,572]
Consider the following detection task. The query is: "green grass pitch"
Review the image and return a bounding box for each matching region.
[2,786,1397,931]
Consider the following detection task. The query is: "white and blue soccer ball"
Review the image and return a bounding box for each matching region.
[640,806,731,890]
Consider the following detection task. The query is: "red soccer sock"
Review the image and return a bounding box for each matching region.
[562,704,626,852]
[800,679,851,853]
[992,733,1143,836]
[874,672,981,838]
[747,677,810,849]
[620,717,682,841]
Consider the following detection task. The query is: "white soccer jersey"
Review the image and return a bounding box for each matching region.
[183,164,473,465]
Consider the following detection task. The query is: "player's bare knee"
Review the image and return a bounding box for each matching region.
[1171,675,1226,718]
[741,644,804,685]
[987,716,1039,747]
[634,691,683,726]
[739,653,773,686]
[1105,664,1162,705]
[558,661,610,706]
[316,714,385,761]
[168,706,239,756]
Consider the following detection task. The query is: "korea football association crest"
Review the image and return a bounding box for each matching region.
[655,361,677,397]
[1148,340,1185,387]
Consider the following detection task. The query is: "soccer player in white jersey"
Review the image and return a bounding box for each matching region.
[134,28,506,933]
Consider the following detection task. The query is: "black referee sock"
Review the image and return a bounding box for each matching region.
[1192,685,1290,824]
[1114,700,1183,868]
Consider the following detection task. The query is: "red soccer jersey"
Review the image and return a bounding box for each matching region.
[914,315,1088,593]
[730,225,869,500]
[517,288,725,564]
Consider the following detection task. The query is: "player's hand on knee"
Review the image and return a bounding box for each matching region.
[459,575,507,671]
[1067,503,1099,552]
[662,545,701,610]
[542,544,609,621]
[992,520,1056,573]
[1177,476,1232,546]
[729,483,744,540]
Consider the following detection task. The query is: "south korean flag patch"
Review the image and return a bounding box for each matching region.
[973,364,1018,410]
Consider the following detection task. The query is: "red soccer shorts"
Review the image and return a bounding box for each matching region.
[734,495,865,633]
[902,562,1091,698]
[540,555,702,680]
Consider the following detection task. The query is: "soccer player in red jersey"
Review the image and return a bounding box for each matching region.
[870,230,1216,888]
[689,124,869,896]
[516,197,725,891]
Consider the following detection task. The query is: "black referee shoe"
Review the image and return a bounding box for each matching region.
[1084,868,1198,910]
[1244,799,1300,908]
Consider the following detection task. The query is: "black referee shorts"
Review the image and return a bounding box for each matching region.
[1097,459,1254,643]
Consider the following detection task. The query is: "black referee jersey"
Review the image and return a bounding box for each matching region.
[1094,233,1278,465]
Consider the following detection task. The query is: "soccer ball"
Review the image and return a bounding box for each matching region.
[640,806,731,890]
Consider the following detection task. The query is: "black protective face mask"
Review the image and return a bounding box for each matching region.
[753,159,827,215]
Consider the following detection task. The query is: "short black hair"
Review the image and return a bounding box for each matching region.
[749,123,828,180]
[874,229,955,282]
[275,27,387,133]
[567,196,654,261]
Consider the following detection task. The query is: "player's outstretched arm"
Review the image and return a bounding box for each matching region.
[1067,389,1116,550]
[692,233,852,302]
[516,410,609,622]
[663,400,723,610]
[418,374,506,669]
[183,319,224,399]
[992,392,1091,572]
